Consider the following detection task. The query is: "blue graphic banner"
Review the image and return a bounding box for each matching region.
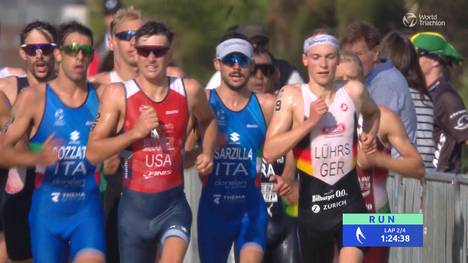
[342,214,424,247]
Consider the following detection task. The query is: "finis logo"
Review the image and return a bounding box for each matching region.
[403,13,418,28]
[229,132,240,142]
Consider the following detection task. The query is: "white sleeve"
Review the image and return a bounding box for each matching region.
[205,71,221,90]
[286,70,305,85]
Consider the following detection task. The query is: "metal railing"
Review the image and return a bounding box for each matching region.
[183,168,467,263]
[387,171,468,263]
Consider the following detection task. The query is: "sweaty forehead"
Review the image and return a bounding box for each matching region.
[63,32,92,45]
[137,34,169,46]
[25,28,53,44]
[307,44,338,56]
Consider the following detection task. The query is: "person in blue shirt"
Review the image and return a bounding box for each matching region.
[341,21,417,158]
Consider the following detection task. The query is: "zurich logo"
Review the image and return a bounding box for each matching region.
[229,132,240,142]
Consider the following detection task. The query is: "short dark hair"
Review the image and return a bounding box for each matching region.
[20,21,57,44]
[218,32,250,45]
[340,21,381,50]
[253,47,275,65]
[58,21,93,47]
[135,21,174,45]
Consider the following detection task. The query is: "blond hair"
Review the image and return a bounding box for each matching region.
[110,6,142,34]
[339,51,364,80]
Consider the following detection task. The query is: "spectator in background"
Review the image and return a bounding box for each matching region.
[379,31,435,169]
[205,22,304,90]
[88,0,122,76]
[341,22,418,158]
[411,32,466,173]
[0,23,25,78]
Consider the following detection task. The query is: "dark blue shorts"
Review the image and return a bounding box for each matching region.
[118,187,192,263]
[29,190,105,263]
[198,190,267,263]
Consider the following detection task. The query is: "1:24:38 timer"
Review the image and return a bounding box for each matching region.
[381,234,411,242]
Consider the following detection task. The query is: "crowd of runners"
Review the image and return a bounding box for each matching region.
[0,1,466,263]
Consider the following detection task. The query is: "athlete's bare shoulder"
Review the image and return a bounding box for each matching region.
[15,84,45,116]
[256,92,276,123]
[342,79,366,99]
[102,81,126,101]
[275,83,302,110]
[256,92,276,110]
[90,71,111,86]
[0,76,19,105]
[167,66,185,78]
[4,67,25,77]
[182,77,203,96]
[278,83,302,99]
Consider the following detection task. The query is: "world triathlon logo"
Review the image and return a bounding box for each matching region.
[403,13,418,28]
[403,12,446,28]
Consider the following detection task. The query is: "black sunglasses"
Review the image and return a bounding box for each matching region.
[135,46,170,58]
[115,30,137,41]
[252,64,275,76]
[21,43,56,56]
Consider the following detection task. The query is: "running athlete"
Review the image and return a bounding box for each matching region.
[336,54,424,263]
[86,21,217,263]
[0,21,57,263]
[3,21,105,263]
[0,92,57,168]
[246,47,299,263]
[263,32,380,263]
[92,6,142,86]
[357,107,423,263]
[198,33,276,263]
[0,91,56,263]
[89,7,144,263]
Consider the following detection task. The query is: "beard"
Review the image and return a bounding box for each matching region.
[221,71,248,91]
[30,60,54,82]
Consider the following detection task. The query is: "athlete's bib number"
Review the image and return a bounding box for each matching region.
[261,182,278,203]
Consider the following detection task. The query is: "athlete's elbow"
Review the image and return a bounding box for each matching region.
[415,160,425,178]
[407,157,424,178]
[85,146,100,164]
[263,146,277,164]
